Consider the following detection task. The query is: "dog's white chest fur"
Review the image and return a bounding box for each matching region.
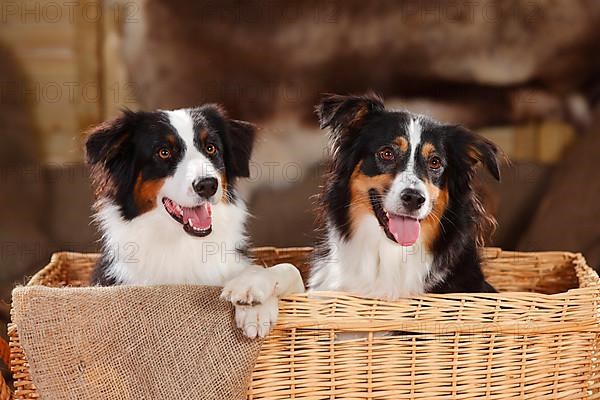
[96,200,248,285]
[310,215,433,299]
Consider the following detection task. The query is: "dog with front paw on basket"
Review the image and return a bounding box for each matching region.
[85,105,304,339]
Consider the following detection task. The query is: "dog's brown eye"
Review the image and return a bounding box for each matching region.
[377,147,395,162]
[429,156,442,170]
[205,144,217,155]
[157,147,171,160]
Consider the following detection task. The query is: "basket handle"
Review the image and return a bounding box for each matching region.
[0,337,12,400]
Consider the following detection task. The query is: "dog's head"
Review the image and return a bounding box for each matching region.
[85,105,256,237]
[318,93,500,248]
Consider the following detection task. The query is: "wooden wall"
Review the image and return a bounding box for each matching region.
[0,0,573,164]
[481,121,575,164]
[0,0,138,163]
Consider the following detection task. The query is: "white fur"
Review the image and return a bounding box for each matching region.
[95,199,248,286]
[309,215,433,299]
[222,263,304,338]
[95,108,304,338]
[162,109,223,207]
[384,117,432,220]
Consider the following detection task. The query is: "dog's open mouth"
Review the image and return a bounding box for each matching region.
[368,189,420,246]
[162,197,212,237]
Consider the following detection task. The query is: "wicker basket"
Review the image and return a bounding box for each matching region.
[2,247,600,399]
[0,338,10,400]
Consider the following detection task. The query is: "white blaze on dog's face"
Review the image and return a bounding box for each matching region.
[159,109,226,237]
[85,105,255,238]
[382,117,435,246]
[161,109,223,208]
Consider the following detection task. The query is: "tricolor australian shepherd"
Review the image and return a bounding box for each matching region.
[309,93,499,298]
[85,105,304,338]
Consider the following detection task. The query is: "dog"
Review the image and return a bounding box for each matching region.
[309,93,499,299]
[85,105,304,338]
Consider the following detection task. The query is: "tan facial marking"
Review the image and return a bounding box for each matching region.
[199,129,209,143]
[349,162,393,231]
[133,174,165,214]
[424,180,441,201]
[421,143,436,159]
[417,143,447,250]
[166,134,177,146]
[421,184,449,251]
[395,137,409,152]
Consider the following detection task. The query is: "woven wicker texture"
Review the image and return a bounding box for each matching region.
[0,338,10,400]
[4,247,600,399]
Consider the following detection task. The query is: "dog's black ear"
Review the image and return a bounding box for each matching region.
[196,103,256,179]
[224,119,256,178]
[316,92,384,156]
[84,110,138,199]
[84,110,135,168]
[451,126,501,181]
[316,92,384,131]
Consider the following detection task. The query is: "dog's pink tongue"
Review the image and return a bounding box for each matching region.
[388,215,420,246]
[183,203,212,230]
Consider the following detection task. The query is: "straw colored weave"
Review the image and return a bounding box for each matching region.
[3,247,600,399]
[0,338,10,400]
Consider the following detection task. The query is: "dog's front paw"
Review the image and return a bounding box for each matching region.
[221,268,279,338]
[233,296,278,339]
[221,267,276,306]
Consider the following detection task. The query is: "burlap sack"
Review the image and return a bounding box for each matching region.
[11,285,263,400]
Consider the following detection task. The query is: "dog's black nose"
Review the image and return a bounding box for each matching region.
[400,189,426,211]
[193,177,218,199]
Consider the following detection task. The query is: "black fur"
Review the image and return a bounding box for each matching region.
[85,110,182,220]
[90,254,118,286]
[315,93,500,293]
[194,104,256,179]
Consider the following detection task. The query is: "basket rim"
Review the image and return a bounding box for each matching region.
[40,246,589,259]
[21,246,597,325]
[34,247,599,295]
[36,246,591,267]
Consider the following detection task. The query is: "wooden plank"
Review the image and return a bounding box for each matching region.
[0,0,102,163]
[537,121,575,163]
[518,121,600,268]
[101,0,141,119]
[479,122,576,164]
[73,0,102,160]
[479,126,515,158]
[513,123,538,160]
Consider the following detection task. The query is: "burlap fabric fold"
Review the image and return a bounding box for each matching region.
[12,285,263,400]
